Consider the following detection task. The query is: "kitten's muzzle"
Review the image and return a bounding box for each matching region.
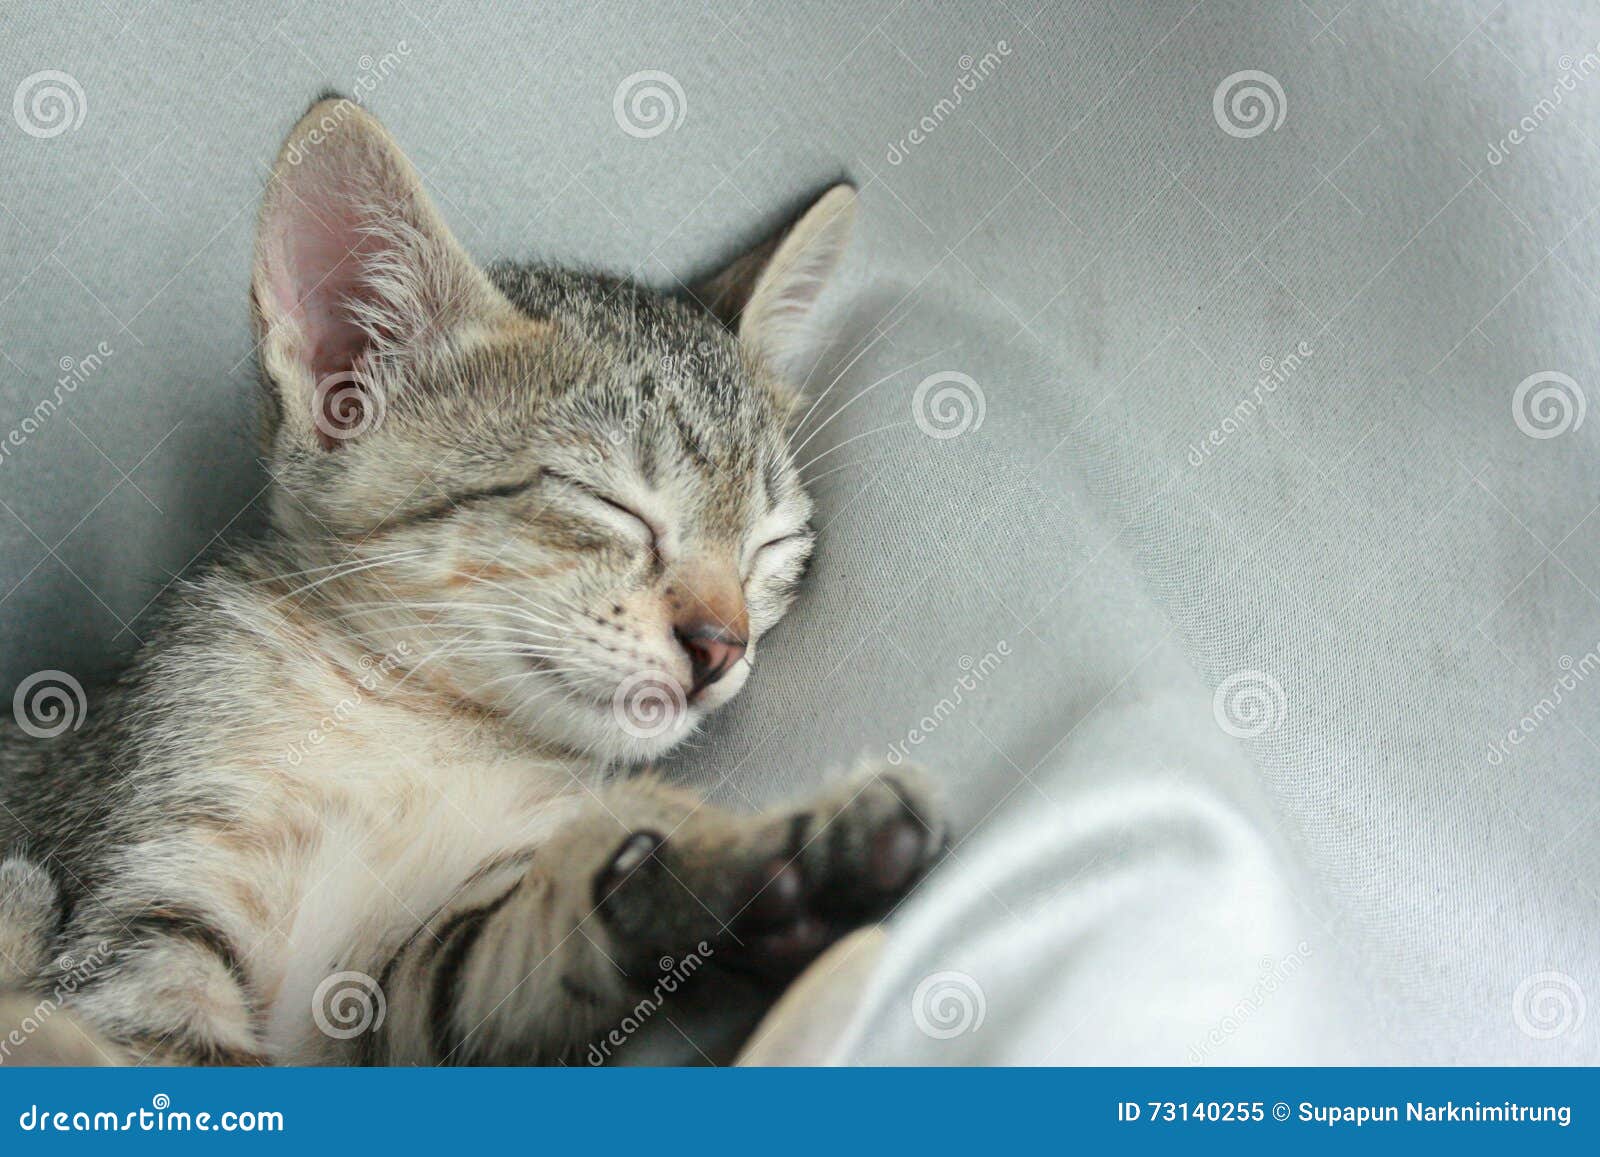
[674,620,747,699]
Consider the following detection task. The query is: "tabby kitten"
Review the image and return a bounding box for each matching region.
[0,97,943,1065]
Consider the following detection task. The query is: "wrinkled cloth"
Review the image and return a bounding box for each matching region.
[1,2,1595,1064]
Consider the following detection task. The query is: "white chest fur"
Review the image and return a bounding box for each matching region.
[216,697,590,1060]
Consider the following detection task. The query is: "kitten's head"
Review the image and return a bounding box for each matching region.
[251,97,855,763]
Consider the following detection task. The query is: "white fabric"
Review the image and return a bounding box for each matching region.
[2,3,1596,1063]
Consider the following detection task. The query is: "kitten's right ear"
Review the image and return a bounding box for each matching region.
[251,96,519,450]
[693,184,857,380]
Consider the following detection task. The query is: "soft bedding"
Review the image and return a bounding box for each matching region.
[1,1,1595,1063]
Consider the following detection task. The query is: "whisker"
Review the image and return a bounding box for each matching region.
[248,548,424,588]
[787,317,905,451]
[328,600,554,627]
[494,626,566,646]
[269,551,426,604]
[788,342,960,461]
[438,646,575,661]
[796,420,912,474]
[456,572,569,624]
[471,666,587,695]
[798,449,907,487]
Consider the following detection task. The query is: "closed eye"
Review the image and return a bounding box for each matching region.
[454,479,539,505]
[388,477,538,527]
[757,530,812,554]
[545,472,659,550]
[745,527,814,581]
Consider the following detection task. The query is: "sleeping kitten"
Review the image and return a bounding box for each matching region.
[0,96,943,1065]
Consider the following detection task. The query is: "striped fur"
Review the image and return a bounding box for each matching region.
[0,98,941,1065]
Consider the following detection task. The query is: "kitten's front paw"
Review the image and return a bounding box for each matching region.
[727,765,946,979]
[592,765,946,984]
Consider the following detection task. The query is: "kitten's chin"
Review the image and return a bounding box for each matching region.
[607,713,702,764]
[500,680,704,765]
[573,703,703,765]
[495,660,756,764]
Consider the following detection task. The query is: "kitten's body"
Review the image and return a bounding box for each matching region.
[3,540,591,1063]
[0,102,941,1065]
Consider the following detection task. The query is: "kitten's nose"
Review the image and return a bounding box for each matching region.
[674,620,747,697]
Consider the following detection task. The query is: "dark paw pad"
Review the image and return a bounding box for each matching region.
[594,830,663,907]
[723,773,944,980]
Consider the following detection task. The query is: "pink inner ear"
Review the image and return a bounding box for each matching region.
[264,177,386,385]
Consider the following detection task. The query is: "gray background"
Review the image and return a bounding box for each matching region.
[2,1,1597,1062]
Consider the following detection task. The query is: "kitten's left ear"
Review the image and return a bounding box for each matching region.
[693,184,857,377]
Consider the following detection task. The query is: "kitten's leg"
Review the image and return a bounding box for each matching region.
[51,898,267,1066]
[366,764,943,1065]
[0,855,60,984]
[0,853,251,1064]
[0,857,128,1065]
